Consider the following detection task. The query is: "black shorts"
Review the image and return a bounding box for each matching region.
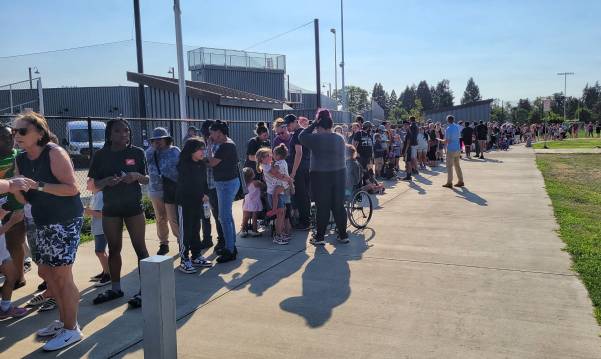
[463,139,473,146]
[103,204,144,218]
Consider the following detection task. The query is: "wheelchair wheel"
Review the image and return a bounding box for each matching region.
[347,190,373,229]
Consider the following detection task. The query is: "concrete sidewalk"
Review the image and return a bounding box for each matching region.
[2,145,600,358]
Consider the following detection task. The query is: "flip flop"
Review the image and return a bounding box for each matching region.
[128,294,142,308]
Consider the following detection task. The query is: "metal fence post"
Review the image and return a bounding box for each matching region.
[37,78,44,115]
[141,255,177,359]
[86,117,94,161]
[9,84,13,115]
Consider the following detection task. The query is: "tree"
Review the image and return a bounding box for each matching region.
[409,99,424,121]
[576,108,592,123]
[343,85,370,115]
[432,79,454,109]
[582,82,601,110]
[388,90,398,113]
[517,98,532,112]
[371,83,388,116]
[399,85,416,111]
[461,77,482,105]
[416,80,433,111]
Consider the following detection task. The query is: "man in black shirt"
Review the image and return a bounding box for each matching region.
[244,122,270,170]
[409,117,419,174]
[475,121,488,159]
[284,114,311,229]
[401,120,413,181]
[352,121,374,171]
[461,122,474,159]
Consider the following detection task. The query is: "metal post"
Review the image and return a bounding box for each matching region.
[87,117,94,161]
[9,84,13,115]
[141,256,177,359]
[340,0,346,111]
[28,67,33,89]
[174,0,187,119]
[314,19,321,109]
[331,29,337,99]
[37,78,44,115]
[133,0,147,146]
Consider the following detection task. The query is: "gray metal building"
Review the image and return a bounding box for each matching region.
[423,99,493,123]
[188,47,286,100]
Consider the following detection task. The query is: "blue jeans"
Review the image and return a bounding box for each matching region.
[215,178,240,252]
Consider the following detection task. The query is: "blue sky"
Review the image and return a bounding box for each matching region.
[1,0,600,104]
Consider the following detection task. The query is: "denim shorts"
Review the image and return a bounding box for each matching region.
[94,234,108,253]
[268,193,289,209]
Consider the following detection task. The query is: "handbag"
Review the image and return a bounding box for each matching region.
[153,151,177,204]
[234,162,248,201]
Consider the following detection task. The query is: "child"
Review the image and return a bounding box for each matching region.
[0,208,27,319]
[391,134,402,172]
[241,167,263,237]
[84,178,110,287]
[345,145,363,198]
[256,146,293,245]
[373,134,386,178]
[175,138,213,274]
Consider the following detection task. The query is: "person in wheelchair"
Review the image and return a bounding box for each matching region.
[345,145,384,196]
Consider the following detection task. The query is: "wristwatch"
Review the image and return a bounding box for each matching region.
[37,181,45,192]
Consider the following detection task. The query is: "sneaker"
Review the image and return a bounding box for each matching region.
[94,273,111,287]
[37,320,64,337]
[309,236,325,246]
[39,298,57,312]
[157,244,169,256]
[216,249,237,264]
[26,293,49,307]
[0,305,28,319]
[89,272,104,282]
[191,257,213,268]
[240,229,248,238]
[43,327,82,351]
[442,183,453,188]
[178,260,197,274]
[273,235,289,245]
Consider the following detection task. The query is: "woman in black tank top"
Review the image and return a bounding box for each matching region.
[13,112,84,351]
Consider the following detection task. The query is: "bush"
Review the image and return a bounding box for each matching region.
[142,195,155,220]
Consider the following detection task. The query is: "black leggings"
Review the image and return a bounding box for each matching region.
[310,169,347,239]
[177,204,206,260]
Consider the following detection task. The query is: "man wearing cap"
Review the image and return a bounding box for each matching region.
[146,127,181,255]
[285,114,311,230]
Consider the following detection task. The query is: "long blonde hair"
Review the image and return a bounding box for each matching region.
[255,147,272,174]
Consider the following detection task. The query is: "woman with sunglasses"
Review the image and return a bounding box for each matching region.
[88,119,149,308]
[12,112,84,351]
[272,118,291,153]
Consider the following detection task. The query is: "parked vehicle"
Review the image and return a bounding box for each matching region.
[62,121,106,161]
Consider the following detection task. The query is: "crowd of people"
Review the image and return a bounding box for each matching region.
[0,109,540,352]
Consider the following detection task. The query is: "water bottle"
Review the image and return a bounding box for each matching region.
[203,202,211,219]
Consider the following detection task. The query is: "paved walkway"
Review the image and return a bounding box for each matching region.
[2,145,600,358]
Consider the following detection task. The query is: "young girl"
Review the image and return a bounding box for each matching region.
[241,167,263,237]
[0,208,27,319]
[416,127,428,169]
[175,138,213,274]
[256,146,293,245]
[84,178,110,287]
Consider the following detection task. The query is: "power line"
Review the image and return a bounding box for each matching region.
[243,20,313,51]
[0,39,133,59]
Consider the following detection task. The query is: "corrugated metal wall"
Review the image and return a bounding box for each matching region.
[289,93,337,110]
[273,109,351,124]
[424,102,492,123]
[192,66,285,100]
[361,100,385,124]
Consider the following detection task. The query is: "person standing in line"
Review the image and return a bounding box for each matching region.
[284,114,311,230]
[352,120,374,174]
[439,115,464,188]
[300,109,349,245]
[182,126,198,143]
[475,121,488,159]
[272,118,291,153]
[175,137,213,274]
[84,179,110,287]
[146,127,180,256]
[206,121,240,263]
[89,119,149,309]
[461,122,474,159]
[244,122,270,171]
[200,121,224,253]
[13,112,84,351]
[409,117,419,175]
[0,125,26,289]
[401,120,414,181]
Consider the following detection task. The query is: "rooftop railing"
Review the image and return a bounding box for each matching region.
[188,47,286,71]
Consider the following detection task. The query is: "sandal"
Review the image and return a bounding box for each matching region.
[26,293,49,307]
[128,294,142,308]
[93,289,124,305]
[39,298,57,312]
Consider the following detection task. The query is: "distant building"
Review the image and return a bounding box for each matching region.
[424,99,493,123]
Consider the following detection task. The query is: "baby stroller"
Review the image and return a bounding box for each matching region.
[499,137,509,151]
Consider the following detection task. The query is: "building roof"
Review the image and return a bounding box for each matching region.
[423,99,493,115]
[127,72,285,110]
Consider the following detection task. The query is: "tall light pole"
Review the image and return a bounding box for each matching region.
[174,0,187,119]
[133,0,147,120]
[314,19,321,109]
[557,72,574,122]
[330,28,337,99]
[340,0,346,112]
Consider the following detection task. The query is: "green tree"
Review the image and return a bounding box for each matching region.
[409,99,424,121]
[432,79,454,109]
[371,83,388,116]
[582,82,601,110]
[517,98,532,112]
[343,85,370,115]
[416,80,433,111]
[388,90,398,113]
[399,85,416,111]
[577,108,592,122]
[461,77,482,105]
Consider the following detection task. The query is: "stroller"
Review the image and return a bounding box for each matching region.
[498,137,509,151]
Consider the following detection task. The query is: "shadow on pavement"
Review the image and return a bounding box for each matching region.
[453,187,488,206]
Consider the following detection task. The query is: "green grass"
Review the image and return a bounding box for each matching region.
[533,137,601,149]
[536,154,601,324]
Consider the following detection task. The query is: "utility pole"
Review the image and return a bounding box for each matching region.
[330,28,337,99]
[557,72,574,122]
[340,0,346,111]
[133,0,147,119]
[174,0,187,119]
[28,67,33,89]
[314,19,321,109]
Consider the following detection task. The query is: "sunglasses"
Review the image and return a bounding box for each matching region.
[12,127,29,136]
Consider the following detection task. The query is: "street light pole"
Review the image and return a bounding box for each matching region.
[330,28,337,99]
[557,72,574,123]
[314,19,321,109]
[174,0,187,119]
[340,0,346,112]
[28,67,33,89]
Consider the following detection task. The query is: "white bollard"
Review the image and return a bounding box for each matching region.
[141,255,177,359]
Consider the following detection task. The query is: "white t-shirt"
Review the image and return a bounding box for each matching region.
[89,191,104,236]
[263,159,289,194]
[24,203,32,220]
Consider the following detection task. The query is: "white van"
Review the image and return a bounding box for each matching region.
[63,121,106,160]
